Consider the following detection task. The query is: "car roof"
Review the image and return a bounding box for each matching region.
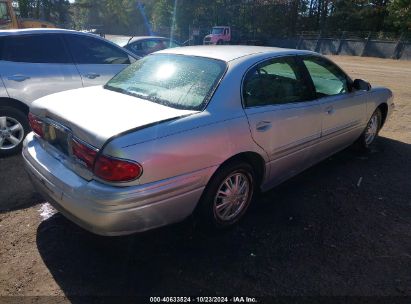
[0,28,99,37]
[0,28,140,59]
[155,45,315,62]
[130,36,168,41]
[128,36,177,44]
[107,35,173,47]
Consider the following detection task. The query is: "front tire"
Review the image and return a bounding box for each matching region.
[0,107,29,156]
[356,108,382,150]
[196,160,255,229]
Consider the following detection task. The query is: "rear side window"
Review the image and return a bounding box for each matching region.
[0,34,70,63]
[243,57,311,107]
[65,34,130,65]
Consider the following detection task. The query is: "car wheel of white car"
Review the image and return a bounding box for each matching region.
[197,160,255,229]
[0,107,29,156]
[357,108,382,150]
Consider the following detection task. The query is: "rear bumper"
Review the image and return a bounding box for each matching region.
[23,133,211,236]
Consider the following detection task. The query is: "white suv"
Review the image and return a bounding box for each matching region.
[0,29,138,156]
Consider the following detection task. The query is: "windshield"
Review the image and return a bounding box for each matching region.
[105,54,226,111]
[212,28,224,35]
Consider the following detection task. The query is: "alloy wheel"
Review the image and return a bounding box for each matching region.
[213,171,252,222]
[0,116,25,151]
[364,113,379,146]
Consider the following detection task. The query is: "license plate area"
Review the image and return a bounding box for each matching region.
[44,123,71,156]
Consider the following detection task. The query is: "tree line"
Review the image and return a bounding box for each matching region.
[14,0,411,40]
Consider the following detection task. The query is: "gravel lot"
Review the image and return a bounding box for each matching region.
[0,56,410,298]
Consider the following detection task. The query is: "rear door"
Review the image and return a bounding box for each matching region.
[0,33,82,104]
[243,56,322,185]
[300,55,367,157]
[64,34,133,87]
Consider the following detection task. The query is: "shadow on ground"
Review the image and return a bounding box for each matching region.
[0,155,43,212]
[36,137,411,297]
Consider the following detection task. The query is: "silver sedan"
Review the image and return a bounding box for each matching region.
[23,46,394,235]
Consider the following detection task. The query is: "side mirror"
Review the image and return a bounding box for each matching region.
[352,79,371,91]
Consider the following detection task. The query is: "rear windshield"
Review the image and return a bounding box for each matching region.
[105,54,227,111]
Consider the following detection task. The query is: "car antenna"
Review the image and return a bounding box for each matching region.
[127,36,134,45]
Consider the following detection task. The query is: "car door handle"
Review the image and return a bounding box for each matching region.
[256,121,272,132]
[84,73,100,79]
[8,75,31,82]
[325,106,335,115]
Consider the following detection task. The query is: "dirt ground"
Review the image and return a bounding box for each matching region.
[0,55,410,299]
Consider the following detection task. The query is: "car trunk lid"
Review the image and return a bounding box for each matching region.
[30,86,197,149]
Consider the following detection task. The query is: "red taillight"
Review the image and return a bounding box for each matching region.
[28,113,44,138]
[72,138,142,182]
[94,155,142,182]
[71,139,97,169]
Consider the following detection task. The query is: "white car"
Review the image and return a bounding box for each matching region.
[0,28,138,155]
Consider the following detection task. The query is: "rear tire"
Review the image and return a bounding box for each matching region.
[196,160,255,230]
[355,108,382,150]
[0,107,29,156]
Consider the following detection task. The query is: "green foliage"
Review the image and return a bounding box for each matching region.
[15,0,71,26]
[388,0,411,31]
[71,0,150,34]
[13,0,410,38]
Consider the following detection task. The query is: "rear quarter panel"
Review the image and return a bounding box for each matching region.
[103,111,268,187]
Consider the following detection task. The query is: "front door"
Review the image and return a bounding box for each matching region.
[300,56,367,158]
[243,56,323,186]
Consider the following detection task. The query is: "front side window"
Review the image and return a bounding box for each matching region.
[0,34,70,63]
[243,57,311,107]
[105,54,226,111]
[66,35,130,64]
[303,57,349,97]
[0,3,11,25]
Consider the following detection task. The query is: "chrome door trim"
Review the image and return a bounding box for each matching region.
[244,97,325,116]
[269,121,364,162]
[321,120,362,137]
[269,133,320,160]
